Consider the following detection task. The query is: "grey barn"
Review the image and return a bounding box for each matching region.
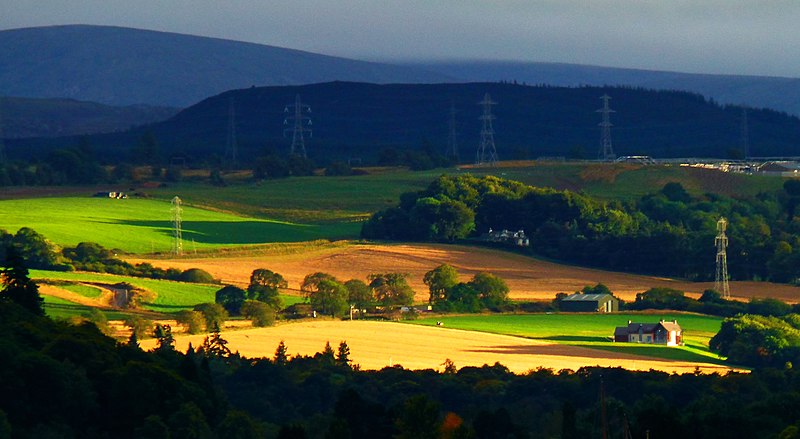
[559,293,619,313]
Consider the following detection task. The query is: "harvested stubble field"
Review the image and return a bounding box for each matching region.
[128,243,800,303]
[139,320,739,374]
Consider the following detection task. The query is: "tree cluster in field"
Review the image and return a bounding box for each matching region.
[424,264,511,312]
[1,228,217,282]
[8,295,800,438]
[363,174,800,284]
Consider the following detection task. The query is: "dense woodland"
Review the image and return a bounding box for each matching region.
[363,174,800,283]
[3,295,800,438]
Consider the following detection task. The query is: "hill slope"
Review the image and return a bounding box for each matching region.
[413,61,800,116]
[0,25,450,107]
[0,96,177,138]
[12,82,799,162]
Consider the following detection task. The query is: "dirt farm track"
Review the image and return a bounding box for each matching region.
[139,320,738,374]
[128,243,800,303]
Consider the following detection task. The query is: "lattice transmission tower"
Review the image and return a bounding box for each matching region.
[224,98,238,168]
[283,94,312,158]
[740,107,750,159]
[446,102,459,163]
[0,99,6,165]
[597,94,616,161]
[171,196,183,256]
[715,217,730,298]
[475,93,498,166]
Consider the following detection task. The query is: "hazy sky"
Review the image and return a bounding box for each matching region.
[2,1,800,78]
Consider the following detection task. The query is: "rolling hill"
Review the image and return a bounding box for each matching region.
[9,81,800,163]
[411,61,800,116]
[0,96,177,138]
[0,25,450,107]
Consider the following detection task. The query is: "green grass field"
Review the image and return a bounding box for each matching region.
[57,282,103,299]
[0,164,782,255]
[410,313,727,365]
[43,295,131,321]
[0,197,358,253]
[32,269,303,314]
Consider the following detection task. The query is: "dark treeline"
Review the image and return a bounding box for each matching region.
[5,299,800,438]
[0,228,216,283]
[8,82,800,166]
[363,174,800,283]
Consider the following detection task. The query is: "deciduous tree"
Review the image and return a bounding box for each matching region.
[0,246,44,315]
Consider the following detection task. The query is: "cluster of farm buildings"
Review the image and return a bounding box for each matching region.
[560,293,683,347]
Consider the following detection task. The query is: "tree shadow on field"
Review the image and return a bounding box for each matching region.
[466,343,728,366]
[103,219,336,244]
[541,335,608,343]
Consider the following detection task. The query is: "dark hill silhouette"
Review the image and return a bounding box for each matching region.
[412,61,800,116]
[8,82,800,163]
[0,25,451,107]
[0,96,177,138]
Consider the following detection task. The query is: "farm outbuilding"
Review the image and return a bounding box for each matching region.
[614,320,683,346]
[559,293,619,313]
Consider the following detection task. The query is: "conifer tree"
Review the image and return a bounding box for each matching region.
[203,321,232,358]
[0,246,44,315]
[336,340,351,367]
[154,324,175,352]
[274,340,289,365]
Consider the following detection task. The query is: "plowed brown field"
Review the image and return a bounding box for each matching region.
[127,243,800,303]
[139,320,737,374]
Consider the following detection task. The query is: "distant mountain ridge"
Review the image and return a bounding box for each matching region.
[9,81,800,163]
[411,61,800,116]
[0,97,177,138]
[0,25,451,107]
[3,25,800,116]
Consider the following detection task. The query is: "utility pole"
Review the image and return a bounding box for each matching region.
[740,107,750,160]
[283,94,312,158]
[715,217,730,298]
[171,196,183,256]
[475,93,498,166]
[446,102,459,163]
[224,97,238,168]
[597,94,616,161]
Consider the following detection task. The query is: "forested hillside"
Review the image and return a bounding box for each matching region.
[8,81,800,165]
[363,174,800,283]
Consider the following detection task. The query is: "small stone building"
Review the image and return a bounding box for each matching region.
[614,320,683,346]
[559,293,619,313]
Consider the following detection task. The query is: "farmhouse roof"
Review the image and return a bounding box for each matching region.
[617,320,681,335]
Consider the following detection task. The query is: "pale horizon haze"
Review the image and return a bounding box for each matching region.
[2,1,800,78]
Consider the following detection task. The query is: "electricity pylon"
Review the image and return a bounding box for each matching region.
[224,98,238,168]
[475,93,498,166]
[446,102,459,163]
[597,94,616,161]
[283,94,312,158]
[171,196,183,256]
[715,217,730,298]
[740,107,750,159]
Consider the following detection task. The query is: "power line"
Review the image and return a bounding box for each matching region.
[597,94,616,161]
[446,102,459,163]
[283,94,312,158]
[715,217,730,298]
[0,99,6,164]
[475,93,498,166]
[740,107,750,159]
[224,97,238,168]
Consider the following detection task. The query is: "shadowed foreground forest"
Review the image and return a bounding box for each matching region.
[3,300,800,439]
